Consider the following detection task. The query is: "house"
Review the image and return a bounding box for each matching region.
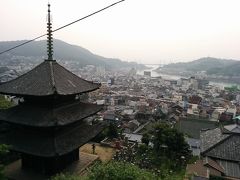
[200,126,240,179]
[168,113,179,122]
[127,120,140,131]
[185,137,200,156]
[187,103,199,117]
[189,95,202,105]
[222,124,240,134]
[123,133,143,143]
[219,112,234,123]
[226,104,237,118]
[210,107,225,121]
[186,157,225,179]
[103,111,120,124]
[170,104,184,115]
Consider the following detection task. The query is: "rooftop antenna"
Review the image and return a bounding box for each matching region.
[46,3,54,61]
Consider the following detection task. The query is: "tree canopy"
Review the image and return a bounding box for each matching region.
[88,161,157,180]
[52,161,158,180]
[113,122,190,178]
[0,144,9,180]
[145,123,191,170]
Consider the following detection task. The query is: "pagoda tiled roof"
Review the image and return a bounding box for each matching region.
[0,121,107,157]
[0,102,102,127]
[0,60,100,96]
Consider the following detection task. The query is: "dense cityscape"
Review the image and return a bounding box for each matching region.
[0,57,240,179]
[1,1,240,180]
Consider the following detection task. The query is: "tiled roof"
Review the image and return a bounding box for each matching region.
[206,135,240,162]
[203,157,225,173]
[0,121,107,157]
[0,61,100,96]
[189,95,202,104]
[223,124,240,134]
[217,160,240,179]
[0,102,102,127]
[186,160,209,178]
[200,128,229,153]
[187,158,225,179]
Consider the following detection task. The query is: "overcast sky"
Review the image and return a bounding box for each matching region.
[1,0,240,64]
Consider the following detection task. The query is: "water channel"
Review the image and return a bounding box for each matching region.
[137,65,239,88]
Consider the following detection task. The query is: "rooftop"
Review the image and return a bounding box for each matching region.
[0,60,100,97]
[0,101,102,127]
[0,121,107,157]
[200,128,229,153]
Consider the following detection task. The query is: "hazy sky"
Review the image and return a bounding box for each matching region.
[1,0,240,64]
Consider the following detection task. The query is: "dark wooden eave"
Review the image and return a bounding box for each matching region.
[0,60,100,96]
[0,121,107,157]
[0,102,102,127]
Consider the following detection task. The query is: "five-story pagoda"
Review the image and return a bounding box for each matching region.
[0,4,105,175]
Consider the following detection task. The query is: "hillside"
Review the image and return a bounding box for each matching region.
[0,39,143,69]
[157,57,240,76]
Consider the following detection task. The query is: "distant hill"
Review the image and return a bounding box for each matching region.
[157,57,240,76]
[0,39,144,69]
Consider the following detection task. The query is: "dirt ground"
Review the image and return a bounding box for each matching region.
[80,143,116,162]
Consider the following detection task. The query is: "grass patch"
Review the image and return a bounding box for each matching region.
[80,143,115,162]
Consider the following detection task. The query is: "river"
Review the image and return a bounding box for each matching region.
[137,65,239,88]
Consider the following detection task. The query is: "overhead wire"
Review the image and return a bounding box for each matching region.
[0,0,125,55]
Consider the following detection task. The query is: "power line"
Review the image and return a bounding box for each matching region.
[0,35,47,55]
[0,0,125,55]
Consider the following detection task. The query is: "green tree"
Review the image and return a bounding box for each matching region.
[147,123,191,170]
[87,161,158,180]
[51,161,158,180]
[51,173,82,180]
[0,144,9,180]
[0,95,12,179]
[153,108,167,121]
[224,85,239,92]
[92,122,119,142]
[107,123,118,139]
[141,133,150,145]
[51,161,186,180]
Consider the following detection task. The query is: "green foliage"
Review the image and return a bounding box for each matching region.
[207,62,240,76]
[0,165,7,180]
[51,173,82,180]
[224,85,240,92]
[144,123,191,171]
[107,123,118,139]
[92,128,108,143]
[112,123,190,178]
[153,108,167,121]
[87,161,158,180]
[51,161,186,180]
[0,144,9,180]
[92,123,119,142]
[141,133,150,145]
[0,95,13,109]
[161,57,234,71]
[113,123,191,175]
[209,175,225,180]
[0,144,9,156]
[159,57,240,77]
[188,156,199,164]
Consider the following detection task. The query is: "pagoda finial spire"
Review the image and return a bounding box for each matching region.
[47,3,53,61]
